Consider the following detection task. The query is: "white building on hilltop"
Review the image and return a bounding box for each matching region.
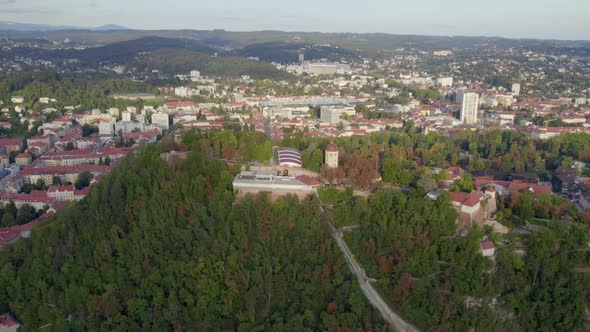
[460,92,479,124]
[190,70,201,82]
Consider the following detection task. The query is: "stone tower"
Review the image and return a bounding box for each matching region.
[325,140,339,169]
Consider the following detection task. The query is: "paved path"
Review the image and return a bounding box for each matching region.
[331,226,419,332]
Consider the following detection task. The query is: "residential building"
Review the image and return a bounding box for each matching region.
[436,77,453,87]
[15,153,31,168]
[0,154,8,169]
[450,191,486,231]
[190,70,201,81]
[455,89,467,104]
[460,92,479,124]
[320,106,354,124]
[151,112,170,130]
[10,96,23,103]
[511,83,521,96]
[20,165,110,184]
[0,313,20,332]
[481,241,496,257]
[552,167,577,196]
[47,185,76,201]
[122,111,132,122]
[114,121,145,134]
[98,122,115,136]
[0,138,23,154]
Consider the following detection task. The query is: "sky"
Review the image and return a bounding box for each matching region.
[0,0,589,40]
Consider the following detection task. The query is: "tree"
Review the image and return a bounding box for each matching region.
[450,173,474,193]
[82,124,98,137]
[416,173,437,192]
[75,171,93,190]
[1,210,15,227]
[0,201,17,227]
[16,205,37,225]
[35,179,47,191]
[306,149,323,172]
[52,176,63,186]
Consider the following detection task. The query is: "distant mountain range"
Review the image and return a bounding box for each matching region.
[0,22,128,31]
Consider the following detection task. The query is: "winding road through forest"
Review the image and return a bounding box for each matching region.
[330,225,419,332]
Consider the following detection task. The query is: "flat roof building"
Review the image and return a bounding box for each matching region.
[233,171,321,201]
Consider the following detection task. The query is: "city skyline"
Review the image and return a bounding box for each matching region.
[0,0,589,40]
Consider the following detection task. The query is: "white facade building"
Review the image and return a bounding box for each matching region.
[98,122,115,136]
[190,70,201,82]
[460,92,479,124]
[511,83,521,96]
[151,112,170,130]
[436,77,453,87]
[115,121,145,134]
[122,111,132,122]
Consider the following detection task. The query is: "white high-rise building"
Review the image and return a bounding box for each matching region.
[455,89,467,104]
[460,92,479,124]
[511,83,521,96]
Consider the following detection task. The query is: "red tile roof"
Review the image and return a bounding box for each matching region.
[0,313,19,327]
[20,165,111,176]
[0,138,22,146]
[296,175,322,186]
[450,191,484,207]
[481,241,495,250]
[48,185,76,193]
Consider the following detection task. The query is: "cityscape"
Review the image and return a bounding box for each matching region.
[0,2,589,331]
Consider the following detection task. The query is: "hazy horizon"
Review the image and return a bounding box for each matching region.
[0,0,589,41]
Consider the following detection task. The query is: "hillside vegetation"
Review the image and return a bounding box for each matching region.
[0,132,385,331]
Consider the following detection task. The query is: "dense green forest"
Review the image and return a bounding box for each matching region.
[132,49,292,79]
[0,132,386,331]
[0,37,292,80]
[234,42,359,63]
[1,37,213,67]
[0,71,160,110]
[330,189,590,331]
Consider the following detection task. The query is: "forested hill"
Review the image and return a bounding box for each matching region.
[0,133,385,330]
